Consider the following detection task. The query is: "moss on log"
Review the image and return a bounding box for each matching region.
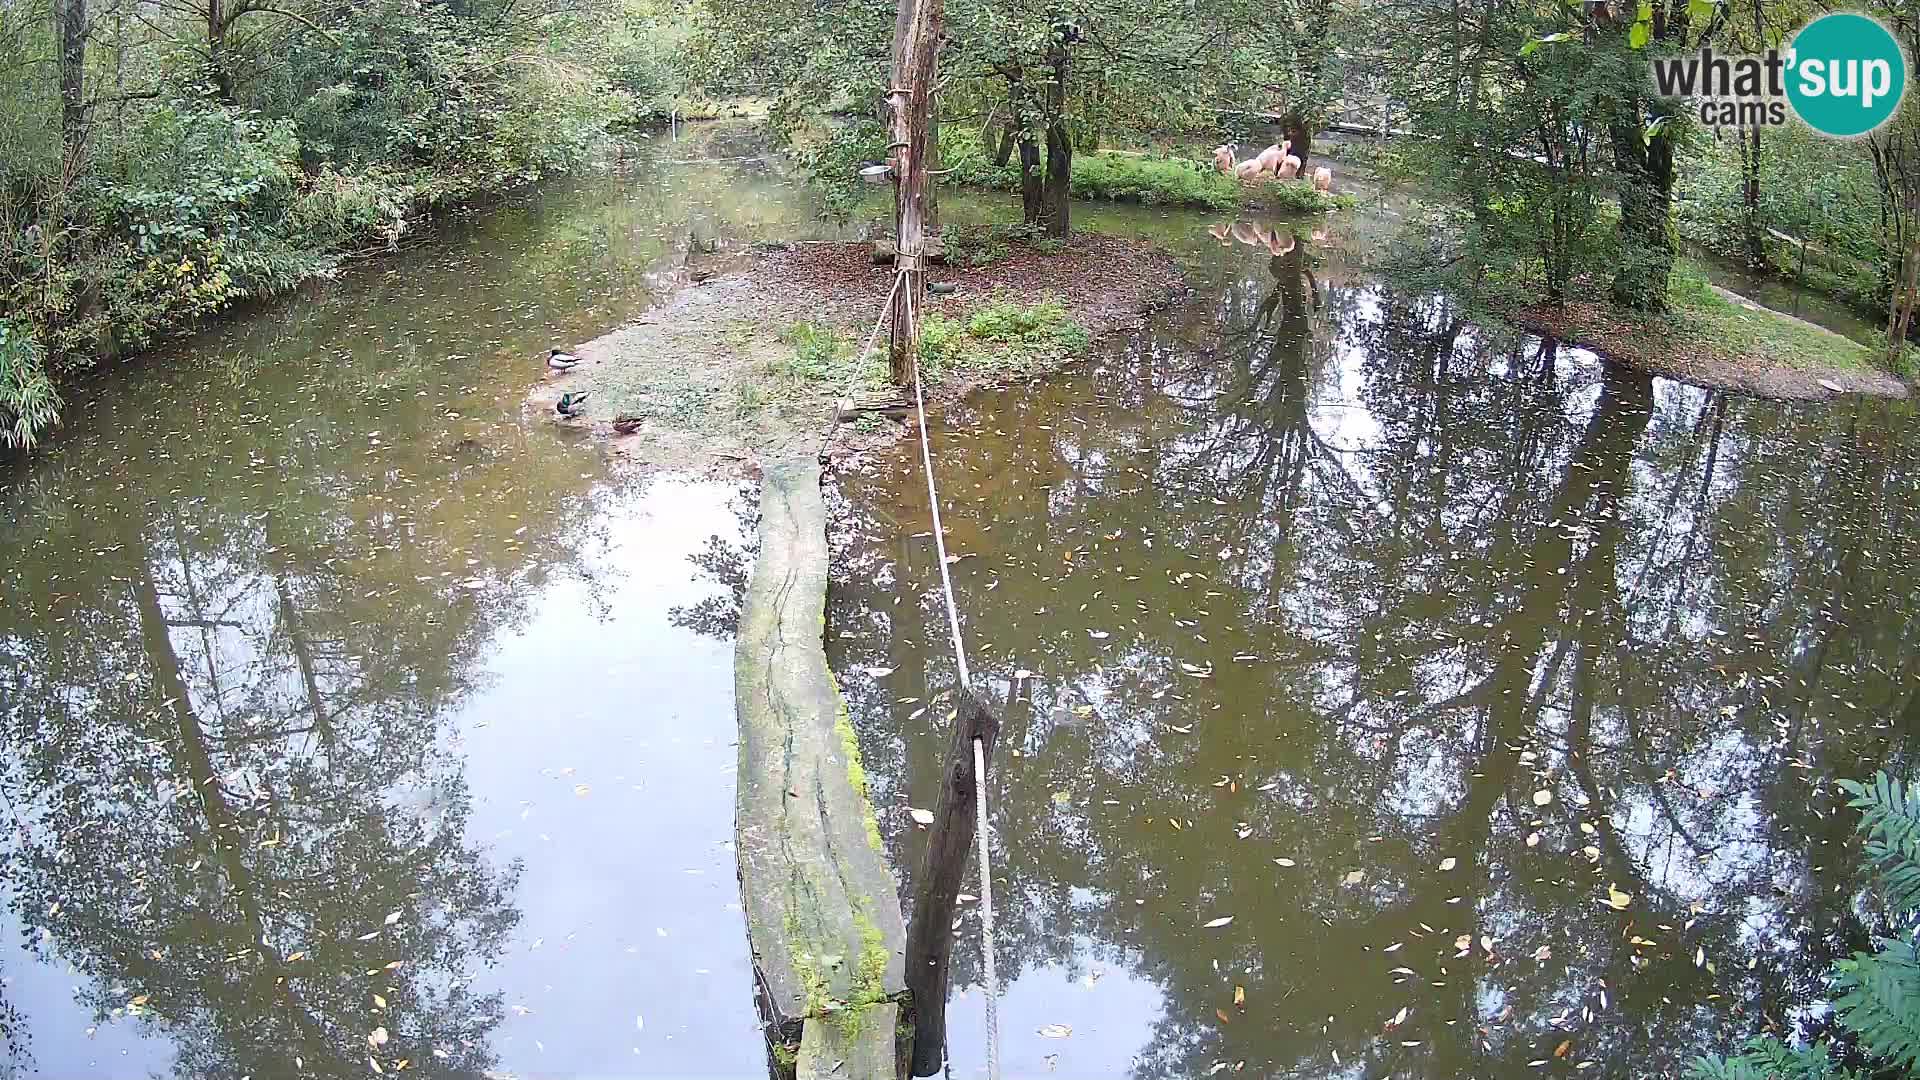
[736,460,907,1057]
[796,1003,900,1080]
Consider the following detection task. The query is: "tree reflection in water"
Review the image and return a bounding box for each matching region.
[828,227,1920,1078]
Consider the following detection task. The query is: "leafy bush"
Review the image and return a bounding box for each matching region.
[778,321,851,380]
[1674,127,1883,310]
[0,322,58,451]
[919,298,1091,378]
[1251,178,1353,214]
[1689,772,1920,1080]
[0,0,659,449]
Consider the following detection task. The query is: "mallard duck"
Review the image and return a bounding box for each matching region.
[555,391,590,418]
[547,348,582,372]
[612,413,643,435]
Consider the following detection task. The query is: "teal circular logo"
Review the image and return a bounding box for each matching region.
[1787,13,1907,137]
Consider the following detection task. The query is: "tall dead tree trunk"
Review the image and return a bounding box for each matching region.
[887,0,942,384]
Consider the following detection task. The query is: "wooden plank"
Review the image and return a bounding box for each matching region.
[903,688,1000,1076]
[736,460,907,1044]
[796,1004,901,1080]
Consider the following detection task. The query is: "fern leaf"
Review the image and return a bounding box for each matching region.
[1834,947,1920,1072]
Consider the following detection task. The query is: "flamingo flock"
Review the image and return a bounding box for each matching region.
[1213,140,1334,192]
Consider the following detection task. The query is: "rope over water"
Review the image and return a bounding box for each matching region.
[872,267,1000,1079]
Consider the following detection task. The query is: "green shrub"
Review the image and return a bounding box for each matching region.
[778,321,851,380]
[0,322,58,451]
[919,298,1091,379]
[1673,127,1883,310]
[1251,178,1354,214]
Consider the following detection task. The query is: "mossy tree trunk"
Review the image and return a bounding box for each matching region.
[1609,103,1677,314]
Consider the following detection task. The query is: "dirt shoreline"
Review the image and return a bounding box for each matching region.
[1507,290,1910,401]
[526,235,1185,471]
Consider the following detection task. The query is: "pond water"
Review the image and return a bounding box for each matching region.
[1,124,1915,1080]
[828,221,1920,1077]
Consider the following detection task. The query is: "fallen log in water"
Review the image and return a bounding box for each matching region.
[735,460,908,1078]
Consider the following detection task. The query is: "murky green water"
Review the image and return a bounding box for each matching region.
[0,129,820,1078]
[828,230,1920,1077]
[2,124,1914,1080]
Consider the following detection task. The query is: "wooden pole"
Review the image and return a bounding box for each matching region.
[903,686,1000,1077]
[887,0,942,386]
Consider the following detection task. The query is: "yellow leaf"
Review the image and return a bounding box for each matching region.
[1606,885,1632,910]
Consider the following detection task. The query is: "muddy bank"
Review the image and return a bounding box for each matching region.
[1507,289,1909,401]
[525,234,1185,471]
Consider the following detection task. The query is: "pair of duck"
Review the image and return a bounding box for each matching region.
[547,349,640,432]
[547,350,590,418]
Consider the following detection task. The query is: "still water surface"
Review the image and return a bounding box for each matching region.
[2,127,1915,1079]
[827,235,1920,1077]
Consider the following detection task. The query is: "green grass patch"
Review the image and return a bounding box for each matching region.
[1490,258,1888,384]
[938,128,1240,211]
[919,298,1093,379]
[1666,261,1880,374]
[1248,177,1356,213]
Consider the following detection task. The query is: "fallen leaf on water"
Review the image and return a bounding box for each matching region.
[573,784,591,797]
[1606,885,1633,910]
[1234,985,1245,1007]
[636,1014,644,1031]
[1533,945,1552,961]
[1203,916,1235,928]
[1037,1024,1072,1038]
[1454,934,1472,952]
[1216,1008,1232,1024]
[1274,858,1297,867]
[908,808,935,825]
[370,1027,390,1047]
[1533,790,1554,807]
[1343,869,1365,885]
[1438,857,1457,871]
[384,911,402,926]
[1555,1040,1572,1058]
[864,667,895,678]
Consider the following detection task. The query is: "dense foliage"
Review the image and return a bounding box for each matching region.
[687,0,1332,236]
[0,0,679,449]
[1691,772,1920,1080]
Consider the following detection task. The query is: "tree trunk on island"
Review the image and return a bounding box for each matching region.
[1610,108,1676,313]
[1039,42,1071,239]
[1283,111,1312,169]
[1018,135,1045,226]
